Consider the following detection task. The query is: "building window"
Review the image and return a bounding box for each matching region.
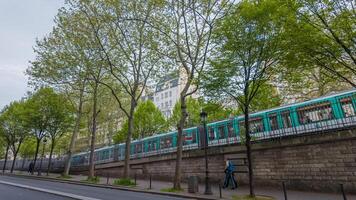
[165,102,168,108]
[165,92,168,98]
[161,93,163,99]
[169,100,172,106]
[169,91,172,97]
[161,103,164,108]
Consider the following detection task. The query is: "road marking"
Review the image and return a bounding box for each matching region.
[0,180,103,200]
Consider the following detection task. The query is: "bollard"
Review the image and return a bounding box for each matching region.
[134,173,137,185]
[282,181,288,200]
[219,183,222,198]
[106,173,109,185]
[340,184,347,200]
[149,174,152,189]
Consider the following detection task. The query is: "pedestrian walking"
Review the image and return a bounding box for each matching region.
[223,160,237,189]
[28,162,34,174]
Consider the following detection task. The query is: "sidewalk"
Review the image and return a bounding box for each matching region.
[8,170,356,200]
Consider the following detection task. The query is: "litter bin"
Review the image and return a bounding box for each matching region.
[188,176,199,193]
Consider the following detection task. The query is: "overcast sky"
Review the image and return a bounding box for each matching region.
[0,0,65,109]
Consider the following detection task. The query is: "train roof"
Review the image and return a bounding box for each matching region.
[247,88,355,117]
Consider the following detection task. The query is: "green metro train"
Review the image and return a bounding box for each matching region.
[72,89,356,166]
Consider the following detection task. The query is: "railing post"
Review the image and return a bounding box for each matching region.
[340,184,347,200]
[282,181,288,200]
[134,173,137,185]
[219,182,222,198]
[149,174,152,189]
[106,172,109,185]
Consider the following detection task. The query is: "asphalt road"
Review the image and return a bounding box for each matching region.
[0,182,72,200]
[0,175,187,200]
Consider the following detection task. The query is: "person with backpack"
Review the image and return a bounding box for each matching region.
[223,160,237,189]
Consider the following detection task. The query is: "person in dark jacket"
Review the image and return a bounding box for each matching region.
[223,160,237,189]
[28,162,34,174]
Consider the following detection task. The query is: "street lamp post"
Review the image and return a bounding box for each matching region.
[200,111,212,195]
[38,138,47,176]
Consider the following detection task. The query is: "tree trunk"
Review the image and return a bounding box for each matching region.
[123,99,136,178]
[244,104,255,197]
[173,96,187,190]
[10,142,22,173]
[88,83,98,179]
[32,139,41,175]
[47,142,55,176]
[2,144,9,173]
[63,87,84,176]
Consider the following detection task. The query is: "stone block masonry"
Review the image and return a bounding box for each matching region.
[71,128,356,194]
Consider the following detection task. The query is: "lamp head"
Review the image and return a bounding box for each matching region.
[200,110,207,123]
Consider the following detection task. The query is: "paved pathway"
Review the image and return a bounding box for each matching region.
[8,170,356,200]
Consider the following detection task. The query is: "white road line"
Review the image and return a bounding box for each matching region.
[0,180,102,200]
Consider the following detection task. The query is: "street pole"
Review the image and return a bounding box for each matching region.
[201,111,212,195]
[38,138,47,176]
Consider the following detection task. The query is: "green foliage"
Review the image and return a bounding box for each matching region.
[203,0,283,111]
[82,176,100,184]
[113,178,136,186]
[53,132,72,156]
[58,174,72,179]
[113,100,168,144]
[279,0,356,90]
[0,100,30,154]
[19,137,37,158]
[169,97,202,128]
[160,187,183,193]
[169,98,234,128]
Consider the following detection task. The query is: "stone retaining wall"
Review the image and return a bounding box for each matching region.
[71,128,356,193]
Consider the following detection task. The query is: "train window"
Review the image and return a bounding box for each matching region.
[217,125,226,139]
[297,102,333,124]
[160,136,173,149]
[148,140,157,151]
[227,121,235,137]
[135,143,142,153]
[340,97,355,117]
[239,117,264,133]
[281,111,292,128]
[208,127,215,140]
[250,118,264,133]
[184,130,197,144]
[269,114,278,130]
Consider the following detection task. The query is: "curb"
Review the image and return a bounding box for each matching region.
[2,173,218,200]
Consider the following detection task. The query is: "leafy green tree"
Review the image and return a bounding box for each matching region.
[0,101,30,173]
[26,88,71,174]
[114,100,168,143]
[203,0,284,196]
[280,0,356,87]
